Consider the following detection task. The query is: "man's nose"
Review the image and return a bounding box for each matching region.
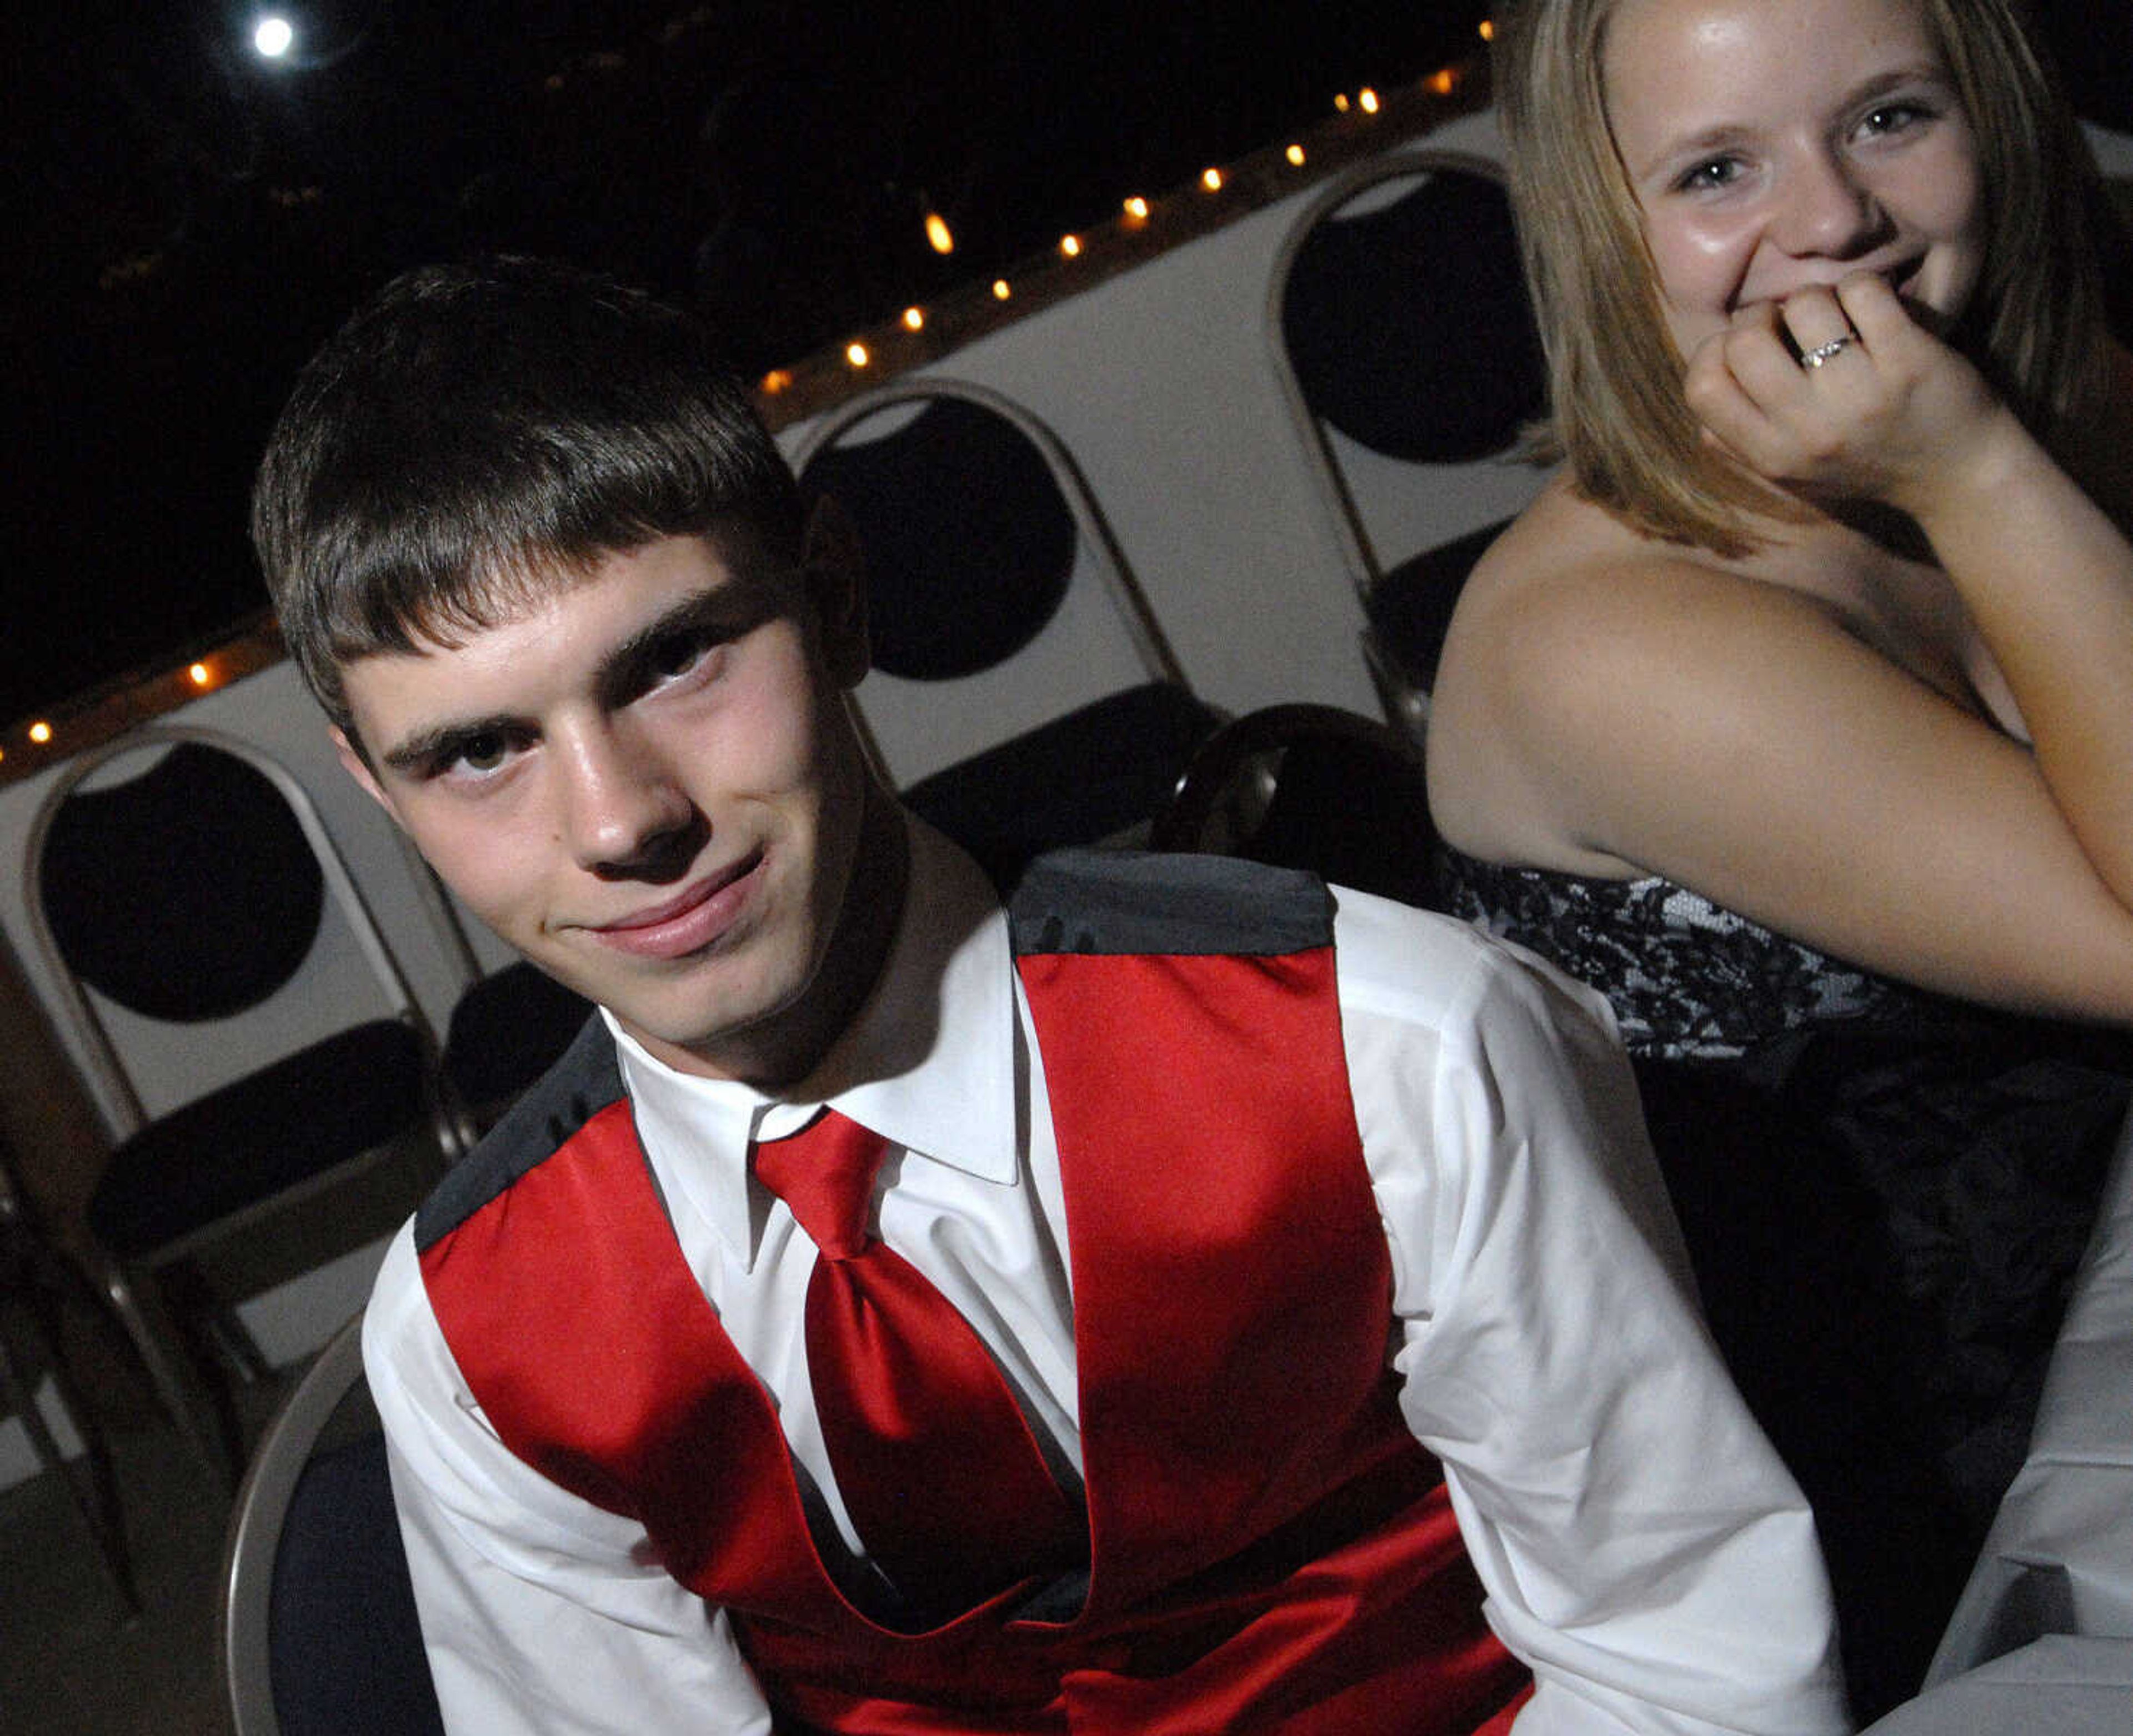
[555,723,697,876]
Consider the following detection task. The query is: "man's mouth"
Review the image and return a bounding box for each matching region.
[590,849,767,960]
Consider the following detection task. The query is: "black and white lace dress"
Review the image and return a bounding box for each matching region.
[1434,851,1941,1059]
[1436,845,2130,1715]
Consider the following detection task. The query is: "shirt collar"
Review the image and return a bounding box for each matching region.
[608,817,1020,1266]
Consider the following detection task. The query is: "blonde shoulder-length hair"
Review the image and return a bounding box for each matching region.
[1494,0,2113,556]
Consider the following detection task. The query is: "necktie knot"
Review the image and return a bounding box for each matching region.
[755,1110,887,1261]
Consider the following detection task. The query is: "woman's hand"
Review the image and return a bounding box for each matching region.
[1684,272,2020,525]
[1673,273,2133,960]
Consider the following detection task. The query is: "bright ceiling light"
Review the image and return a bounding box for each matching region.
[254,16,296,59]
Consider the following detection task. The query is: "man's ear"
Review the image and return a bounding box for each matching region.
[798,493,870,691]
[331,725,403,828]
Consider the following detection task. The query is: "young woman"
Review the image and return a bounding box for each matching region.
[1426,0,2133,1713]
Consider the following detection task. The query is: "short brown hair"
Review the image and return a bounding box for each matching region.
[252,257,805,735]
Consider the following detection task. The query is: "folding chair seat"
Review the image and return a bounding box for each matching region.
[221,1311,443,1736]
[792,379,1223,888]
[24,727,461,1477]
[902,682,1220,893]
[1268,148,1551,735]
[1361,517,1515,721]
[438,960,596,1138]
[1152,703,1440,911]
[84,1022,432,1261]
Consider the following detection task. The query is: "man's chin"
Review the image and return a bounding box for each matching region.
[609,964,824,1083]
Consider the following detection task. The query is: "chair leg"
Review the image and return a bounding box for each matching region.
[161,1262,274,1389]
[97,1256,238,1488]
[0,1306,142,1610]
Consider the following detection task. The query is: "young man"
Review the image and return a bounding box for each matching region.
[252,257,1850,1735]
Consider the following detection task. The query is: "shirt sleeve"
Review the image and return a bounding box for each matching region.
[363,1223,775,1736]
[1333,890,1852,1736]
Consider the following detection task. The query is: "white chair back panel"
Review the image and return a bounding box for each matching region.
[74,926,397,1127]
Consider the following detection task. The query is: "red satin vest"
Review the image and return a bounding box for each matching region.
[416,852,1526,1734]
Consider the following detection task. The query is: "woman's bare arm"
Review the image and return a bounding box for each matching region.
[1435,551,2133,1022]
[1428,285,2133,1023]
[1687,274,2133,905]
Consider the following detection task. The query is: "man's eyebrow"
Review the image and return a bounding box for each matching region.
[377,571,792,772]
[378,714,522,775]
[592,574,785,700]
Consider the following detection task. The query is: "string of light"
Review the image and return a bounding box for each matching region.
[762,26,1493,407]
[7,24,1498,774]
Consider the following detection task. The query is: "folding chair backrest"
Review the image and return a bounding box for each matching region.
[1269,149,1551,604]
[790,378,1190,788]
[23,726,435,1133]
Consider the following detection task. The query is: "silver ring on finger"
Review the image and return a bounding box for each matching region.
[1799,334,1859,370]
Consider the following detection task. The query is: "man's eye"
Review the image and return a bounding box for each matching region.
[649,630,713,680]
[457,732,510,772]
[430,731,517,779]
[633,626,733,700]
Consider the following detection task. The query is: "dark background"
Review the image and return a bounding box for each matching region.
[5,2,2126,730]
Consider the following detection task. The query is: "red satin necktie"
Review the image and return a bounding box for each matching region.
[754,1110,1084,1617]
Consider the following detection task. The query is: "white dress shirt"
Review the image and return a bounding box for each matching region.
[365,824,1850,1736]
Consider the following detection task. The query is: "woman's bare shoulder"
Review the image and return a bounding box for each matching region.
[1448,480,1869,686]
[1453,481,1770,634]
[1429,483,1849,866]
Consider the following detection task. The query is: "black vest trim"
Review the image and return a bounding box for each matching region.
[1010,849,1333,959]
[415,1014,620,1252]
[415,852,1333,1251]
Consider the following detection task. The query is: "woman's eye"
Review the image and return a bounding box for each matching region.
[1676,156,1741,194]
[1859,101,1931,139]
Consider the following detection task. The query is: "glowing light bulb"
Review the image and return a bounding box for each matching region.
[924,212,954,255]
[1122,196,1149,222]
[253,16,295,59]
[29,721,52,745]
[1334,93,1351,113]
[1200,167,1223,192]
[1359,87,1380,114]
[188,663,212,687]
[1479,19,1496,42]
[992,279,1012,300]
[902,307,924,331]
[1285,143,1306,167]
[1429,68,1458,96]
[761,369,793,394]
[1059,234,1081,258]
[844,342,870,369]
